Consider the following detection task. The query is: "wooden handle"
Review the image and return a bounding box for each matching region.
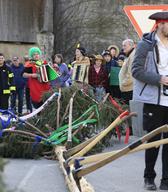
[75,124,168,178]
[79,137,168,166]
[69,112,136,164]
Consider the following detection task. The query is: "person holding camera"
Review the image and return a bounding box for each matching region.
[132,12,168,190]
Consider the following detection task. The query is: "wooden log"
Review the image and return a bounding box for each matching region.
[57,88,61,128]
[55,146,95,192]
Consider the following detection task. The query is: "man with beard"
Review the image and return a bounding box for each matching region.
[132,11,168,190]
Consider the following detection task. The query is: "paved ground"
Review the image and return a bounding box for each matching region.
[3,136,163,192]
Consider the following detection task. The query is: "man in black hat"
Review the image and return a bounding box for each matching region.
[132,11,168,190]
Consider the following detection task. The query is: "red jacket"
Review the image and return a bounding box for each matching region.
[24,61,50,102]
[88,65,108,89]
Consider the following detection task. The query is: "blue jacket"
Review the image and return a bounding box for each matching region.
[50,63,70,88]
[132,32,161,105]
[11,63,27,89]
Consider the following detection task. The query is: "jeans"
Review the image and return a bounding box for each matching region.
[11,88,24,115]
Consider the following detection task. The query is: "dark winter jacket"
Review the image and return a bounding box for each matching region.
[0,63,16,94]
[11,63,27,89]
[105,58,119,75]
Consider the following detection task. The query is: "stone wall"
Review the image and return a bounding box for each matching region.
[53,0,168,61]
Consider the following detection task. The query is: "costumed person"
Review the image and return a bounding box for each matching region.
[23,47,50,109]
[72,46,90,85]
[11,56,26,116]
[119,39,135,105]
[102,50,121,98]
[51,54,70,88]
[0,53,16,110]
[88,55,108,102]
[132,11,168,190]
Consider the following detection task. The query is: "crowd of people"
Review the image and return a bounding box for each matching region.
[0,38,135,116]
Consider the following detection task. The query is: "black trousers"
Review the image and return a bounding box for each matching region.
[121,91,133,105]
[110,85,121,99]
[143,103,168,180]
[25,87,32,113]
[0,94,9,110]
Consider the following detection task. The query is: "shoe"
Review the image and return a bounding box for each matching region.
[160,179,168,190]
[144,178,157,191]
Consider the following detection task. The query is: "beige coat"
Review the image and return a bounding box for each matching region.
[119,49,135,92]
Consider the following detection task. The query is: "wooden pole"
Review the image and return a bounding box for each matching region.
[66,97,73,149]
[77,137,168,166]
[57,88,61,128]
[68,112,136,164]
[60,91,78,126]
[75,124,168,178]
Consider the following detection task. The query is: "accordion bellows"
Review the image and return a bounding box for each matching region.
[38,63,59,83]
[72,57,90,83]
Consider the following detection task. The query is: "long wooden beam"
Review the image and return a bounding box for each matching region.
[75,124,168,178]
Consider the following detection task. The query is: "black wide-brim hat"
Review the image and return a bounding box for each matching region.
[149,11,168,20]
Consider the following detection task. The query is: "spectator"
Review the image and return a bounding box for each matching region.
[11,56,26,116]
[51,54,70,88]
[0,53,15,110]
[88,55,108,102]
[108,45,119,61]
[119,39,135,105]
[24,55,32,113]
[102,50,121,98]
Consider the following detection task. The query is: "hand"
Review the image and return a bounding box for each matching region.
[160,76,168,86]
[31,73,38,78]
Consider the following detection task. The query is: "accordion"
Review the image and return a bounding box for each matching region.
[38,63,59,83]
[72,63,90,83]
